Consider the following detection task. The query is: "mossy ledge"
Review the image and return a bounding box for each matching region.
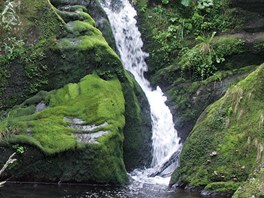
[0,74,128,184]
[170,64,264,195]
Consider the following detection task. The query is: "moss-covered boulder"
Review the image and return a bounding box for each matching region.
[0,0,152,174]
[170,64,264,194]
[0,74,128,183]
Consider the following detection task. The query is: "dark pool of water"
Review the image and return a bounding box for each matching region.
[0,183,203,198]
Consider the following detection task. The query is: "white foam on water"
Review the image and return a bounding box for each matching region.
[100,0,182,185]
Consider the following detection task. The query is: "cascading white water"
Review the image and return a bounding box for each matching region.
[100,0,182,185]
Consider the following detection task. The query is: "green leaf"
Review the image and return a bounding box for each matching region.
[162,0,169,4]
[181,0,192,7]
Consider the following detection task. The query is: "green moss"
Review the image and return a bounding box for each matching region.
[213,36,246,59]
[51,29,124,87]
[8,106,36,118]
[0,0,127,110]
[233,167,264,197]
[196,65,256,87]
[0,0,65,109]
[0,74,125,154]
[0,74,128,183]
[56,9,95,25]
[0,0,152,182]
[171,64,264,193]
[205,181,241,193]
[22,91,48,106]
[52,8,124,84]
[69,5,87,12]
[254,37,264,53]
[165,65,254,141]
[177,35,246,79]
[58,35,106,51]
[135,0,240,78]
[65,20,97,35]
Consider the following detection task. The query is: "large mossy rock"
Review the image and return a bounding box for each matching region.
[0,0,152,180]
[0,74,128,183]
[170,64,264,194]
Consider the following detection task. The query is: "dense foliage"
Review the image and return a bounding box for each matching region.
[137,0,244,80]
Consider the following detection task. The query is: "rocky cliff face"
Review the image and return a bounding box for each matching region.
[0,0,152,183]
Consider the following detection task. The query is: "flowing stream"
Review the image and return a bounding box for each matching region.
[100,0,182,186]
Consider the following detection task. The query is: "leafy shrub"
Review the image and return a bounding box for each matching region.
[253,37,264,53]
[180,0,192,7]
[178,34,245,80]
[2,37,25,61]
[178,32,217,79]
[197,0,214,10]
[213,36,245,60]
[0,0,24,63]
[12,144,25,154]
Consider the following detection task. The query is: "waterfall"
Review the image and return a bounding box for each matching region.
[100,0,182,185]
